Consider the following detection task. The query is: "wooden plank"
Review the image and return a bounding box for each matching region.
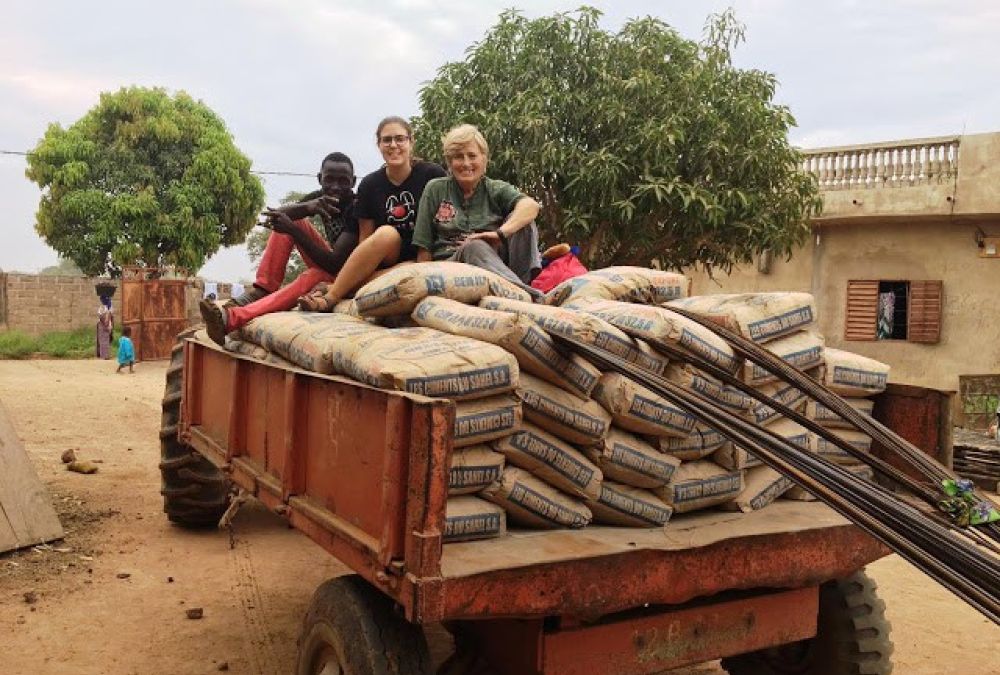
[0,401,63,553]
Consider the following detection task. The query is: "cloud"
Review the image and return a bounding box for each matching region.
[1,70,111,108]
[4,0,1000,280]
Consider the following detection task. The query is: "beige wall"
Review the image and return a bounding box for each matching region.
[0,274,235,336]
[815,132,1000,224]
[686,221,1000,395]
[0,274,122,335]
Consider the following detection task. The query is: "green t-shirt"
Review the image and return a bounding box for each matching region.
[412,176,525,260]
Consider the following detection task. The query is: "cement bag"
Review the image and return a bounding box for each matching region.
[444,496,507,542]
[413,296,600,399]
[492,422,603,500]
[656,424,728,461]
[453,395,522,447]
[811,429,872,464]
[764,418,812,450]
[516,373,612,445]
[223,338,295,368]
[347,328,518,400]
[546,266,690,306]
[713,444,763,471]
[785,463,874,501]
[240,312,387,374]
[654,461,744,514]
[479,296,669,375]
[482,466,592,529]
[667,292,816,344]
[353,261,532,318]
[332,299,360,317]
[805,397,875,428]
[587,481,674,527]
[820,349,890,396]
[742,331,825,386]
[449,445,506,495]
[747,381,808,426]
[593,373,697,438]
[568,298,741,374]
[224,337,269,360]
[581,428,680,488]
[665,364,752,417]
[721,466,794,512]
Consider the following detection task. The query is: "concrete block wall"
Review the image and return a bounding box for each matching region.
[1,274,122,335]
[0,273,237,336]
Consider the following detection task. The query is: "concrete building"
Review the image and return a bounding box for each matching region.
[686,132,1000,427]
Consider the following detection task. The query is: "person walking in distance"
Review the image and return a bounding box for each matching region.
[116,325,135,374]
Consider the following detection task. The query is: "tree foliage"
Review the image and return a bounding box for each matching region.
[414,8,821,271]
[38,257,84,276]
[245,191,315,284]
[26,86,265,277]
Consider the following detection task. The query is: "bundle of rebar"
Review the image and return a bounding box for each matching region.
[666,306,1000,546]
[553,316,1000,625]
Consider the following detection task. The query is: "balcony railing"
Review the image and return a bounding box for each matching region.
[801,135,959,190]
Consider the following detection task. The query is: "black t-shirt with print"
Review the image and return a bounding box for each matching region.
[357,161,447,248]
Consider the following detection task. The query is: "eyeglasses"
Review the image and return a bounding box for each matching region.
[379,134,410,146]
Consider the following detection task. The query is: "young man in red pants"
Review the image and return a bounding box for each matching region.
[200,152,359,345]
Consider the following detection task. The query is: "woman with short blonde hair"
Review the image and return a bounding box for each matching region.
[412,124,542,298]
[442,124,489,159]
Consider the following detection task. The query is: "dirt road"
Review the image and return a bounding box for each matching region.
[0,359,996,674]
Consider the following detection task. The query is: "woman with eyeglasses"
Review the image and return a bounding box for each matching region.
[298,116,446,311]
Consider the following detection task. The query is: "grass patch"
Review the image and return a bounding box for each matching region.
[0,327,118,359]
[0,331,37,359]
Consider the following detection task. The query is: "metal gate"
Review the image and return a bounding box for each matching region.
[121,268,188,361]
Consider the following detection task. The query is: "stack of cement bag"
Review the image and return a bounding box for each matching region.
[230,262,892,533]
[555,292,748,516]
[417,295,677,529]
[233,263,543,542]
[663,293,890,508]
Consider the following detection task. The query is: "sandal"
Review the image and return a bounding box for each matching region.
[296,292,337,312]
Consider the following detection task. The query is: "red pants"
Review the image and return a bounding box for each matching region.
[227,221,334,331]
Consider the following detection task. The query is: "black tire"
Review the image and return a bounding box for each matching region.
[721,570,893,675]
[159,329,231,526]
[296,575,430,675]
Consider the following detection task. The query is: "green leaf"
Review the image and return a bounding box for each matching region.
[25,86,265,277]
[414,8,816,269]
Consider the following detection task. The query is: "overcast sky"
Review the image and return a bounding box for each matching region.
[2,0,997,281]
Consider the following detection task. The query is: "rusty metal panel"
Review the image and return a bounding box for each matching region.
[435,526,885,622]
[871,383,954,478]
[408,400,454,571]
[539,587,819,675]
[139,319,188,360]
[142,280,186,319]
[120,269,188,360]
[121,279,143,324]
[180,341,416,600]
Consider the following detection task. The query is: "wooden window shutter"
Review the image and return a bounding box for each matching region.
[908,280,943,343]
[844,280,878,341]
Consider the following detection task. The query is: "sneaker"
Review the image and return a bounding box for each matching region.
[199,299,229,346]
[224,285,270,309]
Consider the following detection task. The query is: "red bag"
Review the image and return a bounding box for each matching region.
[531,254,588,293]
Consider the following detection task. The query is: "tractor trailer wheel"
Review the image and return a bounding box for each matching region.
[721,570,893,675]
[296,575,430,675]
[159,329,231,526]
